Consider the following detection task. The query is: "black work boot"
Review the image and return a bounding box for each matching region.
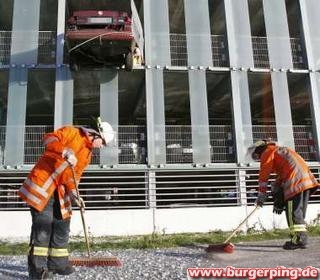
[282,240,307,250]
[49,265,75,275]
[29,268,53,280]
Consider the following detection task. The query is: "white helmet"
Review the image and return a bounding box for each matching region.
[246,139,275,161]
[96,117,116,145]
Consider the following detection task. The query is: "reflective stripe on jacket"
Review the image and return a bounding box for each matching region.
[258,144,319,201]
[19,126,93,219]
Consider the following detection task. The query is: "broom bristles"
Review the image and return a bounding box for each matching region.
[69,256,123,267]
[205,242,235,253]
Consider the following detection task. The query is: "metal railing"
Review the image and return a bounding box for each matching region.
[251,36,307,69]
[290,38,307,69]
[169,33,307,69]
[170,33,188,67]
[165,125,235,164]
[252,125,317,161]
[0,124,317,165]
[22,125,147,164]
[24,126,54,164]
[0,31,11,65]
[251,36,270,68]
[0,31,56,65]
[37,31,56,64]
[170,34,228,67]
[0,167,319,210]
[0,30,307,69]
[293,126,317,161]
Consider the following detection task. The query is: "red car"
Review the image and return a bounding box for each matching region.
[65,10,142,71]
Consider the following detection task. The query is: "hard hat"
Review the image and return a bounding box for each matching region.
[246,140,268,161]
[96,117,115,145]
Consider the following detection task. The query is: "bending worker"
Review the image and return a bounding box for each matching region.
[18,117,115,279]
[247,140,319,250]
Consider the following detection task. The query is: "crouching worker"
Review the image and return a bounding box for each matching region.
[18,117,115,279]
[247,140,319,250]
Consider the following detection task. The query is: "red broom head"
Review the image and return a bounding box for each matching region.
[69,256,122,267]
[223,242,235,253]
[205,242,235,253]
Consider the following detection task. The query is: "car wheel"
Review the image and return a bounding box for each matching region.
[124,52,133,71]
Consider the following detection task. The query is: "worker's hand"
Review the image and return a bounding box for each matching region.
[62,148,78,167]
[74,196,85,209]
[69,190,85,209]
[255,192,268,207]
[273,206,284,215]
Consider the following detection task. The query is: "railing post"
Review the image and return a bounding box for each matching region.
[148,170,157,233]
[238,169,248,206]
[148,170,157,209]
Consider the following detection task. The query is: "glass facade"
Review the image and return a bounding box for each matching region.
[1,0,320,167]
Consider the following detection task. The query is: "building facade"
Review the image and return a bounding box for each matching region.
[0,0,320,236]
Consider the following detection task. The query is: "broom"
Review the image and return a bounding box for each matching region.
[205,205,260,253]
[68,164,122,267]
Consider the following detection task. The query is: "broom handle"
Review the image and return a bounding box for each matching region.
[69,164,91,258]
[223,205,260,244]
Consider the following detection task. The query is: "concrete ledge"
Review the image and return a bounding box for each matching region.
[0,205,319,239]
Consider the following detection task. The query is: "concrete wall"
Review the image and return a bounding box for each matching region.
[1,205,319,240]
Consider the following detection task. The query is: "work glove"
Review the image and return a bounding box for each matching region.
[273,206,284,215]
[70,190,85,209]
[255,191,268,207]
[74,196,86,209]
[271,183,285,215]
[62,148,78,167]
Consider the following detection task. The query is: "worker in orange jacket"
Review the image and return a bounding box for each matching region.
[19,117,115,280]
[247,140,319,250]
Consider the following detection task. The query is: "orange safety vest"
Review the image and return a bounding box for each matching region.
[258,144,319,201]
[19,126,93,219]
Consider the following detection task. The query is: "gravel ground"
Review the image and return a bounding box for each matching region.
[0,238,319,280]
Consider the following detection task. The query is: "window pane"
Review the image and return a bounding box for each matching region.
[26,69,55,125]
[73,71,100,125]
[288,73,316,160]
[164,71,190,124]
[206,72,232,125]
[118,71,146,125]
[248,72,275,125]
[0,0,14,30]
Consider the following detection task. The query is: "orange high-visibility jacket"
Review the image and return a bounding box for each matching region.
[258,144,319,201]
[19,126,93,219]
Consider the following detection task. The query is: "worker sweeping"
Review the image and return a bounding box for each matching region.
[247,139,319,250]
[18,117,115,280]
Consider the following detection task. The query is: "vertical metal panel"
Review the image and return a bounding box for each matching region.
[263,0,293,69]
[4,67,28,165]
[184,0,212,67]
[6,0,41,164]
[10,0,40,65]
[146,69,166,165]
[100,70,119,165]
[308,72,320,160]
[54,66,73,129]
[270,72,295,149]
[143,0,171,66]
[299,0,320,70]
[188,70,211,163]
[131,0,144,56]
[224,0,254,68]
[230,71,253,163]
[55,0,66,65]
